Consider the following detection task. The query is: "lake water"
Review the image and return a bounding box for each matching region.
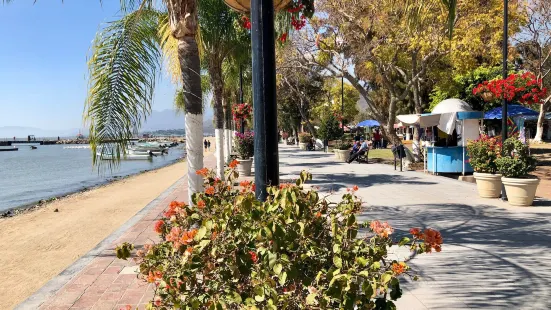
[0,144,186,212]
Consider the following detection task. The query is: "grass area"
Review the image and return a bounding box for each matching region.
[369,149,394,160]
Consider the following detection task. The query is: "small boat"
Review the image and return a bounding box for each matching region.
[30,146,38,150]
[0,146,18,152]
[128,149,167,156]
[124,154,153,160]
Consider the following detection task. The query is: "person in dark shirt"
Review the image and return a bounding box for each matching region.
[204,139,208,151]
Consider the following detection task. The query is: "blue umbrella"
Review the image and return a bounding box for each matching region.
[357,120,380,127]
[484,104,539,119]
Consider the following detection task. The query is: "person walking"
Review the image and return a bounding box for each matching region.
[207,140,211,151]
[204,139,208,151]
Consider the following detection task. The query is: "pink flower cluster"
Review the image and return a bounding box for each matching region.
[370,220,394,238]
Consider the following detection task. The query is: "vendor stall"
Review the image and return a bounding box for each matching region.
[397,99,484,175]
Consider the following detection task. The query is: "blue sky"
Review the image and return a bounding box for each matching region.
[0,1,206,131]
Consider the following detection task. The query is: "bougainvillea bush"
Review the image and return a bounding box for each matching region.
[117,162,443,309]
[473,72,548,105]
[234,131,254,159]
[298,132,312,143]
[466,135,502,174]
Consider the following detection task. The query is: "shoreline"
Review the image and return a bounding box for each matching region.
[0,156,186,218]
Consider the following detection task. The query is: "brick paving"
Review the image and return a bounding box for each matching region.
[19,155,215,310]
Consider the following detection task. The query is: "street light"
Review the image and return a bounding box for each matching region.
[502,0,508,200]
[224,0,287,201]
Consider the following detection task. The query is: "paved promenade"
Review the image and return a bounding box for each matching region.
[18,155,216,310]
[23,146,551,309]
[277,145,551,310]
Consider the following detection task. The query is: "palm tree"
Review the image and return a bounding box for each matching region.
[198,0,249,178]
[84,0,204,202]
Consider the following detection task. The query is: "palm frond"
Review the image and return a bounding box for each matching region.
[159,14,182,85]
[84,9,163,169]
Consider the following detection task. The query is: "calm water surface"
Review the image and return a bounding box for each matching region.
[0,144,186,212]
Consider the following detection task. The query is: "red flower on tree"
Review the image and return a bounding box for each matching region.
[473,72,547,105]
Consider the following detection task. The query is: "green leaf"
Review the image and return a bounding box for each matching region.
[370,261,381,270]
[273,263,283,275]
[358,270,370,278]
[333,244,341,254]
[381,272,392,284]
[333,256,343,269]
[279,271,287,286]
[398,237,411,246]
[195,226,207,241]
[306,293,318,305]
[254,286,265,302]
[346,214,356,226]
[268,252,277,268]
[355,256,368,267]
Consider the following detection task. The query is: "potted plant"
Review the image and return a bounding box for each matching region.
[495,138,538,206]
[334,140,352,162]
[234,131,254,176]
[466,135,502,198]
[298,132,312,150]
[281,132,290,145]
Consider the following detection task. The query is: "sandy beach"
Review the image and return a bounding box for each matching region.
[0,143,214,309]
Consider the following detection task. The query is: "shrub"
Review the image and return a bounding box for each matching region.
[495,138,537,178]
[317,113,343,141]
[466,135,501,174]
[116,163,443,309]
[335,140,353,150]
[298,132,312,143]
[234,131,254,159]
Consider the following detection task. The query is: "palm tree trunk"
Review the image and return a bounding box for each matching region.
[178,36,204,201]
[209,63,226,179]
[223,101,232,162]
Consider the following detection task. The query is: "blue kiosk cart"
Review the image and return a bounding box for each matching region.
[397,99,484,175]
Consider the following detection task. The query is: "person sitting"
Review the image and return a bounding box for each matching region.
[350,141,361,156]
[348,138,369,163]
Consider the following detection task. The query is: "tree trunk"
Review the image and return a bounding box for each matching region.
[223,100,232,162]
[533,101,549,143]
[177,36,204,202]
[209,62,226,179]
[411,52,422,162]
[297,98,316,136]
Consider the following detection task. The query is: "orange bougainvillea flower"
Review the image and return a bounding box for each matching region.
[211,231,218,240]
[370,220,394,238]
[352,185,359,192]
[185,247,193,255]
[154,220,165,233]
[249,251,258,263]
[196,168,209,176]
[391,262,407,275]
[240,180,251,188]
[180,229,198,245]
[315,212,322,218]
[121,305,132,310]
[197,200,206,209]
[409,228,421,237]
[205,186,215,195]
[229,160,240,169]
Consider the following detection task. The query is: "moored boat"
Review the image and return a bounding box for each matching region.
[0,146,18,152]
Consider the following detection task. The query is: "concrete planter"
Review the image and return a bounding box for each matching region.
[334,149,350,162]
[473,172,502,198]
[501,177,540,207]
[237,158,253,176]
[299,142,308,150]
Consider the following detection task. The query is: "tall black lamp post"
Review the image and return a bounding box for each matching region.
[501,0,508,200]
[224,0,288,201]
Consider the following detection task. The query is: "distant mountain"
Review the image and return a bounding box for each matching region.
[0,109,214,139]
[0,126,83,139]
[142,109,214,135]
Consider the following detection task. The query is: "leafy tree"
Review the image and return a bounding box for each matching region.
[80,1,204,201]
[313,78,360,125]
[317,113,343,141]
[514,0,551,142]
[429,66,510,112]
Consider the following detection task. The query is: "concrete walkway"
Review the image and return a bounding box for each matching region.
[24,146,551,309]
[18,155,216,310]
[277,144,551,310]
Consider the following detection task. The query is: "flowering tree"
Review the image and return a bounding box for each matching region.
[117,164,443,309]
[473,72,548,105]
[514,0,551,142]
[232,103,253,131]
